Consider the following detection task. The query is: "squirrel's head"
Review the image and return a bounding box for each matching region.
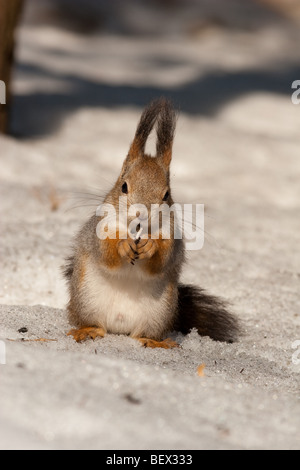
[107,98,177,229]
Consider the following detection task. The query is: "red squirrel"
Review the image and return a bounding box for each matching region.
[63,98,240,348]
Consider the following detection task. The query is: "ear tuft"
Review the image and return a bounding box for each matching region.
[127,97,177,167]
[128,99,163,161]
[156,98,177,168]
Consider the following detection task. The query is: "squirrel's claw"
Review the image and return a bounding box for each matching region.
[117,239,137,264]
[135,239,157,260]
[137,337,179,349]
[67,327,106,343]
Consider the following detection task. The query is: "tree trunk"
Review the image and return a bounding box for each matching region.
[0,0,24,134]
[258,0,300,20]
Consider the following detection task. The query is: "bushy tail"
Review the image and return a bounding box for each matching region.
[176,284,240,343]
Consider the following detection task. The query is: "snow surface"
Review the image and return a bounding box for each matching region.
[0,0,300,450]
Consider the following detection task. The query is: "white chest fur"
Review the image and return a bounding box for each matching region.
[82,260,168,337]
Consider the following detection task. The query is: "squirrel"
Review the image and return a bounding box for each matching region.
[63,98,240,348]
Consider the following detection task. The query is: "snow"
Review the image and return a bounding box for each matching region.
[0,0,300,450]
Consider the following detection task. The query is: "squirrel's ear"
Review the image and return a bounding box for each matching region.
[156,99,177,169]
[127,99,162,163]
[124,98,177,168]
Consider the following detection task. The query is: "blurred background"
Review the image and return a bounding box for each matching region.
[2,0,300,137]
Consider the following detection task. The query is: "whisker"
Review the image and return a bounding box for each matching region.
[68,197,106,205]
[64,204,102,213]
[147,207,218,248]
[182,221,220,248]
[175,203,216,221]
[69,192,106,198]
[67,192,106,201]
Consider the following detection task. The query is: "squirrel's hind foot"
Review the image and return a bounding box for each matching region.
[67,327,106,343]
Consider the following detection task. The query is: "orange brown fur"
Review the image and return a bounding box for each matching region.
[137,337,179,349]
[141,238,173,275]
[99,235,123,269]
[68,326,106,343]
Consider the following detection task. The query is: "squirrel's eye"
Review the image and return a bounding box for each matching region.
[163,191,169,201]
[122,182,128,194]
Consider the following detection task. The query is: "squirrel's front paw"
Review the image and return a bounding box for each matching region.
[117,238,138,265]
[136,238,157,260]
